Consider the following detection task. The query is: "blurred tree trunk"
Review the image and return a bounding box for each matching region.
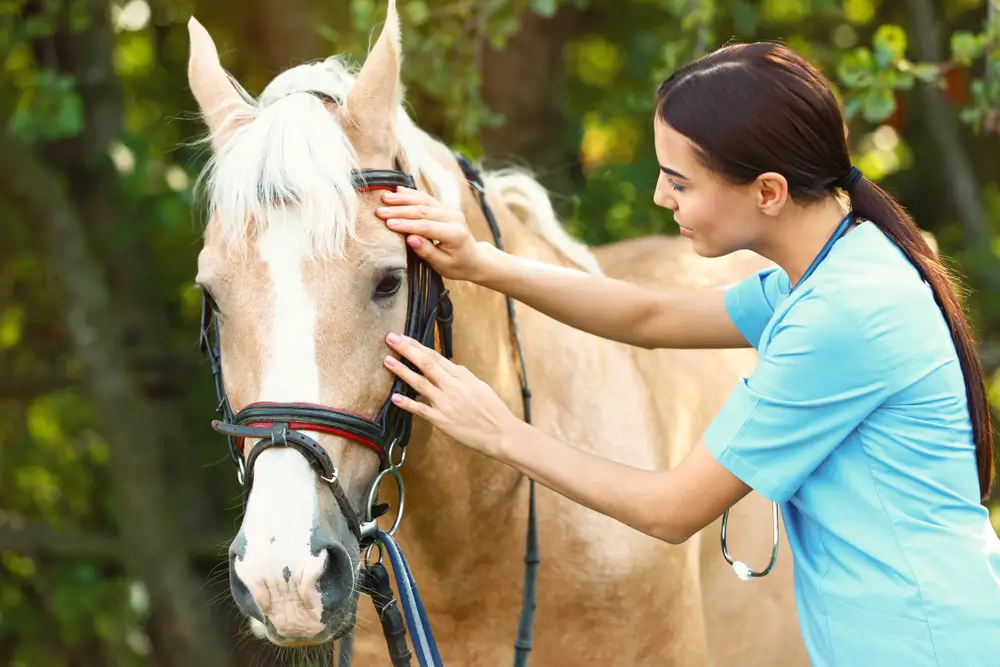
[989,0,999,135]
[32,0,221,540]
[905,0,992,248]
[251,0,320,75]
[478,4,590,202]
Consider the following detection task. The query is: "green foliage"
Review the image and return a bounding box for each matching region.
[834,11,1000,131]
[7,69,84,142]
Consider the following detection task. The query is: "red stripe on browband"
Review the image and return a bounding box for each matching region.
[356,185,402,192]
[243,421,383,457]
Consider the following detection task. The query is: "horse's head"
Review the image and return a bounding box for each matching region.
[187,0,455,645]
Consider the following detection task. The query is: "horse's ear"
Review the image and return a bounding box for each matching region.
[344,0,402,165]
[187,16,253,150]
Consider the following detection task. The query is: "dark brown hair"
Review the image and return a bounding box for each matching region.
[655,42,994,501]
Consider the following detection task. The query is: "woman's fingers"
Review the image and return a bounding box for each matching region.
[383,352,443,401]
[380,187,437,207]
[384,334,454,385]
[385,333,461,380]
[384,217,460,242]
[388,392,439,424]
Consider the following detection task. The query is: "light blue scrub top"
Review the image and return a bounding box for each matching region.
[704,216,1000,667]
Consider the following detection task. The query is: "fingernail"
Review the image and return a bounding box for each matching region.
[386,218,399,227]
[391,393,404,404]
[386,332,401,344]
[384,355,397,367]
[382,192,396,200]
[407,236,421,248]
[376,206,389,215]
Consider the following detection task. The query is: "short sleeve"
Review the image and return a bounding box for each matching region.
[704,292,890,503]
[724,268,788,349]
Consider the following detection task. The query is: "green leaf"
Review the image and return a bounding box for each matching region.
[404,0,430,25]
[22,16,53,38]
[872,24,907,67]
[884,66,914,90]
[530,0,558,18]
[838,47,874,88]
[6,70,84,142]
[861,86,896,123]
[951,31,982,66]
[843,93,865,120]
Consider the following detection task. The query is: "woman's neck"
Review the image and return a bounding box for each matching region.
[752,197,852,288]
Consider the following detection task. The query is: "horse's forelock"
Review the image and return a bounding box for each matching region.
[195,56,462,258]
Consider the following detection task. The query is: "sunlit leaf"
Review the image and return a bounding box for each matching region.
[951,31,983,66]
[0,306,24,349]
[404,0,430,25]
[873,24,907,67]
[844,0,875,24]
[862,86,896,123]
[838,47,875,88]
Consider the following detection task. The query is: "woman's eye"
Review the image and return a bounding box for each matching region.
[669,179,686,192]
[374,272,403,299]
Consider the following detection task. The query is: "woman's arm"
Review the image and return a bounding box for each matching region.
[382,333,751,543]
[475,242,750,350]
[498,420,751,543]
[377,188,750,350]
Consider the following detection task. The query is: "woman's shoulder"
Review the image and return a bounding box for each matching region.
[791,227,955,374]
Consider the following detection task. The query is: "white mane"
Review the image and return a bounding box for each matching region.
[196,55,461,258]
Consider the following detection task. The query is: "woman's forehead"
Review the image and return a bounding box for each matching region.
[653,119,700,174]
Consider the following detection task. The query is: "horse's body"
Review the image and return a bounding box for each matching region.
[185,2,807,664]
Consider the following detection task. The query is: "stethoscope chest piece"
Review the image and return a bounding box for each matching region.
[721,501,780,580]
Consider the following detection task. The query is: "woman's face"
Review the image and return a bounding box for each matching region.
[652,117,764,258]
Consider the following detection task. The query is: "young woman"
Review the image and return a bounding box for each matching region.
[375,42,1000,665]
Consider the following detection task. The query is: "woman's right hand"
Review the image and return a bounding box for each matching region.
[376,187,486,281]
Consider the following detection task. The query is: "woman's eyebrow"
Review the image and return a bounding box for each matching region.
[660,165,689,180]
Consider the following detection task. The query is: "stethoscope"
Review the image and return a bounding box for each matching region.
[721,211,856,580]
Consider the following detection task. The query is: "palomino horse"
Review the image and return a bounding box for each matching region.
[187,1,808,664]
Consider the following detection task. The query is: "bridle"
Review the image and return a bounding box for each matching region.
[198,85,537,667]
[200,157,453,548]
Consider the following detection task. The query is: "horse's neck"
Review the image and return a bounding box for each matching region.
[399,169,544,562]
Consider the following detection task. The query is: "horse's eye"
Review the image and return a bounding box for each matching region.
[373,272,403,299]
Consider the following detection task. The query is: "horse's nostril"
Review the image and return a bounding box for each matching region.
[317,544,354,615]
[230,559,265,623]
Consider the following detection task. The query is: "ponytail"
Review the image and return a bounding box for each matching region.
[849,177,995,501]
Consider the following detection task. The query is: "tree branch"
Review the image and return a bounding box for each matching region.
[0,373,78,400]
[0,522,231,561]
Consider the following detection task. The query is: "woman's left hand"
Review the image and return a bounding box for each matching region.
[384,333,519,458]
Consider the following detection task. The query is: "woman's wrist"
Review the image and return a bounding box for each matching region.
[493,416,528,463]
[470,242,508,286]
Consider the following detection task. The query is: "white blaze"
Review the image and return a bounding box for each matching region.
[234,215,325,620]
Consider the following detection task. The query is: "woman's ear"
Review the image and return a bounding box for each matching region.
[754,172,789,217]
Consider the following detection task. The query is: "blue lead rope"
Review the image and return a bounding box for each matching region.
[377,530,444,667]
